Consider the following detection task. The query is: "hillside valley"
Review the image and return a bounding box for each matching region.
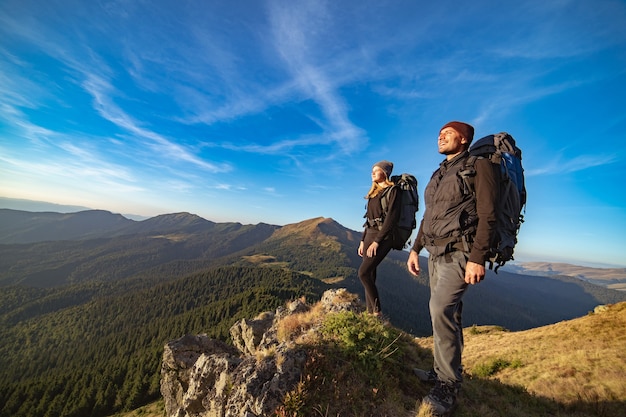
[507,262,626,291]
[1,208,625,417]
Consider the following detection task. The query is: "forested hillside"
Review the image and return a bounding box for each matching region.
[0,266,327,417]
[1,209,625,417]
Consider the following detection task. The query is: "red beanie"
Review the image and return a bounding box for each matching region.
[440,121,474,144]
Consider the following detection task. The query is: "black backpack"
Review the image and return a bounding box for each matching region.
[381,174,419,250]
[460,132,526,271]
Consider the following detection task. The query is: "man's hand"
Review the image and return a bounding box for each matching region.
[407,250,420,276]
[465,261,485,284]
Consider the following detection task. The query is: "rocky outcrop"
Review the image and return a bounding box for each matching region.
[160,289,364,417]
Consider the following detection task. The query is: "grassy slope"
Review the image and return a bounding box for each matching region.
[414,302,626,417]
[114,302,626,417]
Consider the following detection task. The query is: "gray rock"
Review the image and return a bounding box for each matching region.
[160,289,363,417]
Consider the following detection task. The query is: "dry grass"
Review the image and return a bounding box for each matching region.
[108,400,165,417]
[242,254,290,269]
[149,234,191,242]
[321,276,347,284]
[276,302,326,344]
[462,303,626,402]
[414,302,626,416]
[117,302,626,417]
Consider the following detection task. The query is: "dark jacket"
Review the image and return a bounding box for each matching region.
[362,185,400,244]
[413,151,497,264]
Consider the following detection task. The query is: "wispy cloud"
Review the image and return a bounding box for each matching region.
[1,5,233,175]
[81,73,232,174]
[490,0,626,59]
[527,153,618,176]
[0,141,143,193]
[267,0,367,154]
[472,77,586,127]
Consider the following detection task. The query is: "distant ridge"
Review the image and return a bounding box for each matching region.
[268,216,360,247]
[0,209,134,243]
[0,196,91,213]
[1,208,625,333]
[0,196,147,220]
[508,261,626,291]
[122,212,215,234]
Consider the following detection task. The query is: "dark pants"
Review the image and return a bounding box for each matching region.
[428,250,469,385]
[358,229,393,314]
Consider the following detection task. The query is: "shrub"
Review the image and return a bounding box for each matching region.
[319,311,401,377]
[472,357,522,377]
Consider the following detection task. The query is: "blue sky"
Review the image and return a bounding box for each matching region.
[1,0,625,268]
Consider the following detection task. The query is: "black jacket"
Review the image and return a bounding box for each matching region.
[362,185,400,244]
[413,151,498,264]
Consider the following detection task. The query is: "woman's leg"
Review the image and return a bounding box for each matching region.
[358,232,393,313]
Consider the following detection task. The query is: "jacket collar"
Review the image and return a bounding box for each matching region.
[440,150,469,169]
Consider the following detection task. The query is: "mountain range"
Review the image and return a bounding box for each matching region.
[2,208,625,333]
[1,208,625,417]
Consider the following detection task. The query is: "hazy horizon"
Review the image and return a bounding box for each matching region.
[2,195,625,270]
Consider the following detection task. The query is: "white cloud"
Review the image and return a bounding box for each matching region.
[527,153,618,176]
[266,0,367,154]
[81,73,232,173]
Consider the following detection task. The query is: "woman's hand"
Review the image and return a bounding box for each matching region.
[366,241,379,257]
[358,241,364,257]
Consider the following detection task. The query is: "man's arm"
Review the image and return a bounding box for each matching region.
[468,157,498,265]
[466,157,498,284]
[407,219,424,276]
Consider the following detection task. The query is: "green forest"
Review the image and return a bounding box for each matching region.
[0,266,328,417]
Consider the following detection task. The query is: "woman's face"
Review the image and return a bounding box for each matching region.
[371,166,387,183]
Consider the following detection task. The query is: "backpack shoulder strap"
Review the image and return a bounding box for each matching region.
[379,184,396,214]
[458,155,479,196]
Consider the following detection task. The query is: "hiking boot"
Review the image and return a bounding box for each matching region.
[413,367,437,384]
[422,380,460,416]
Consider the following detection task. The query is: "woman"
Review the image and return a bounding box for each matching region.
[358,160,400,317]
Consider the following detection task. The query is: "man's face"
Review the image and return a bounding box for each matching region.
[438,127,467,156]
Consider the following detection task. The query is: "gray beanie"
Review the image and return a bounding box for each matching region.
[373,160,393,179]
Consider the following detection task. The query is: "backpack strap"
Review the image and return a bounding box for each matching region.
[458,155,478,196]
[379,184,396,214]
[363,184,396,230]
[456,155,482,255]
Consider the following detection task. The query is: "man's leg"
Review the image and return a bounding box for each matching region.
[428,251,468,385]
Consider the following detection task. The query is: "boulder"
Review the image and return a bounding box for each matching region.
[160,289,362,417]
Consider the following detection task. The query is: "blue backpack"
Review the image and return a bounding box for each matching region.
[461,133,526,271]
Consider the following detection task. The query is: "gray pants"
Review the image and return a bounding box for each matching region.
[428,250,469,385]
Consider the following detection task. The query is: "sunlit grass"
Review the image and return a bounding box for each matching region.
[116,302,626,417]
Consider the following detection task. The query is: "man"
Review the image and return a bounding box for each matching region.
[407,121,498,416]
